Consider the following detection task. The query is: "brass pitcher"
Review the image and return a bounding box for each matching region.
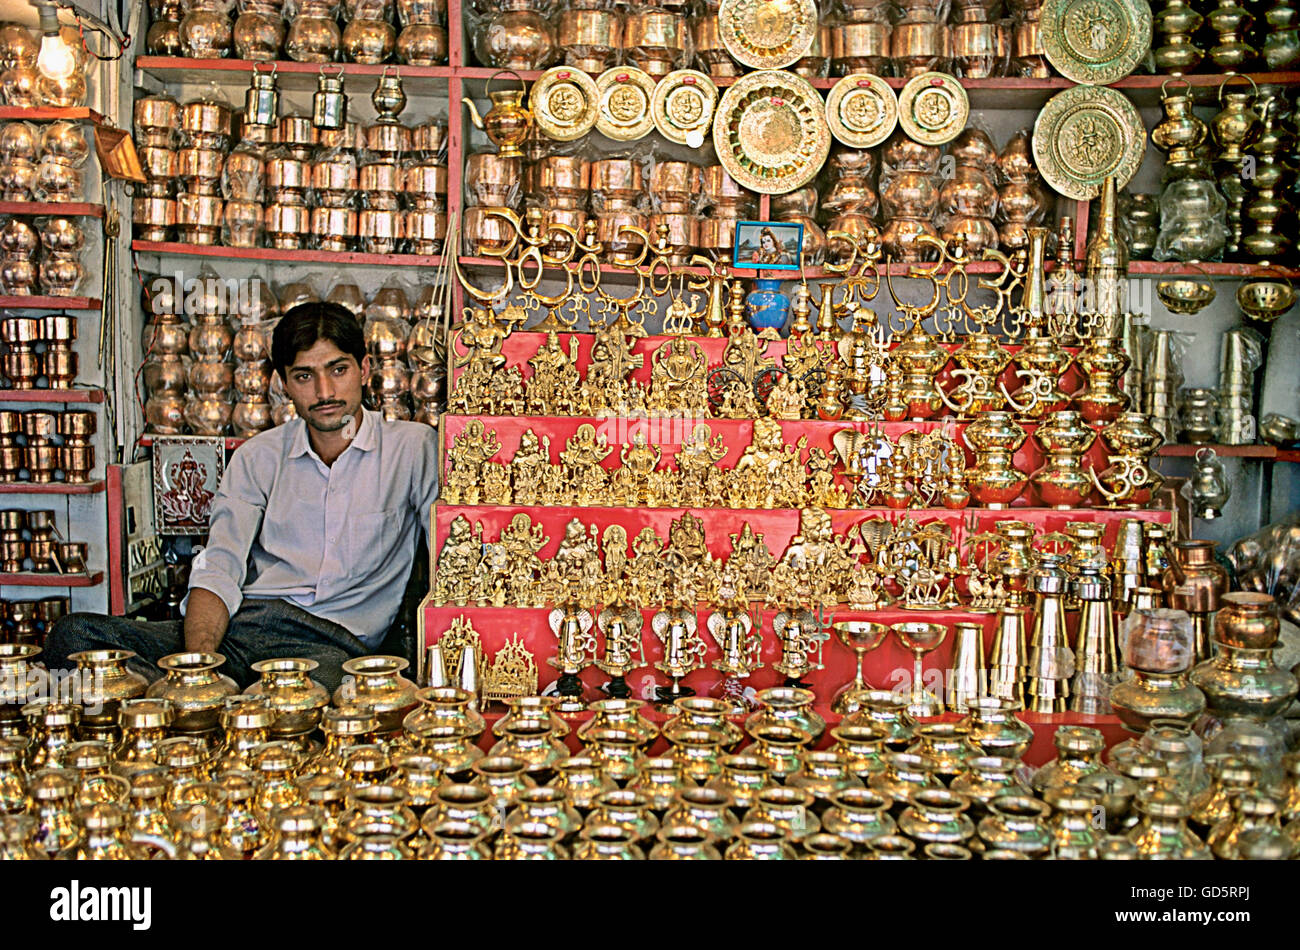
[462,71,532,160]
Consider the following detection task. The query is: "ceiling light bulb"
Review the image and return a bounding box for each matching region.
[37,29,76,81]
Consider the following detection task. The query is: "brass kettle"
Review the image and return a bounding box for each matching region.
[463,70,532,160]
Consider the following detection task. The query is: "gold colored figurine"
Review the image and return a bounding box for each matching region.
[481,635,540,705]
[595,603,646,699]
[526,331,581,415]
[651,605,708,702]
[548,601,597,713]
[771,608,828,686]
[560,423,613,506]
[647,336,709,415]
[510,429,551,506]
[436,616,484,689]
[433,515,483,606]
[706,573,764,712]
[444,419,502,506]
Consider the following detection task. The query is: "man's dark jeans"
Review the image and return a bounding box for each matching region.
[42,598,370,693]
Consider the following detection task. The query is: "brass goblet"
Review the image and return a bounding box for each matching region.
[831,621,889,715]
[891,622,949,718]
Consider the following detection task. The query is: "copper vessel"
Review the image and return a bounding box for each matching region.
[832,22,892,74]
[558,8,621,71]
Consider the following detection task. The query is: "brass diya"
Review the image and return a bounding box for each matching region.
[1236,276,1295,322]
[1156,278,1216,315]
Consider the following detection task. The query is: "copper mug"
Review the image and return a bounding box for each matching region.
[265,202,310,249]
[359,209,404,254]
[404,162,448,209]
[890,21,950,76]
[176,193,223,244]
[312,206,359,250]
[410,122,448,157]
[650,161,702,214]
[591,158,643,202]
[58,542,87,574]
[536,155,590,206]
[950,21,1004,77]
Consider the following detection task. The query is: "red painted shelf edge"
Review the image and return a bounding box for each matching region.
[1129,260,1300,278]
[0,571,103,587]
[0,481,106,494]
[1157,444,1277,458]
[137,436,246,450]
[0,388,105,403]
[131,240,444,268]
[135,57,454,78]
[0,202,104,218]
[0,107,104,122]
[0,297,101,310]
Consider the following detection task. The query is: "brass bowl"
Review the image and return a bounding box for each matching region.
[1236,278,1295,322]
[1156,278,1216,315]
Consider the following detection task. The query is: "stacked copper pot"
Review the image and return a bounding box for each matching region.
[0,410,94,483]
[524,153,588,261]
[648,160,700,265]
[134,95,182,243]
[180,0,236,57]
[184,280,236,436]
[407,284,445,427]
[0,120,88,204]
[0,315,77,389]
[699,165,758,261]
[0,217,38,295]
[820,148,879,265]
[265,116,313,250]
[829,0,891,76]
[0,595,68,644]
[178,96,233,246]
[940,128,1000,257]
[1007,0,1049,76]
[147,0,185,53]
[223,127,270,249]
[774,186,827,264]
[142,278,191,435]
[465,150,522,256]
[0,122,39,203]
[232,313,276,438]
[310,137,359,252]
[396,0,448,65]
[234,0,288,58]
[0,22,89,108]
[879,133,940,262]
[35,217,88,297]
[364,284,413,421]
[996,128,1050,253]
[405,121,448,254]
[589,158,646,262]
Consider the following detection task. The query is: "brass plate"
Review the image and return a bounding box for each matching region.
[1033,84,1145,199]
[825,73,897,149]
[651,69,720,148]
[712,69,831,194]
[532,67,600,142]
[1041,0,1152,85]
[594,67,657,141]
[718,0,819,69]
[897,72,969,146]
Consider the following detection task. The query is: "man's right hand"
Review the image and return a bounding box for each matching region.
[184,588,230,654]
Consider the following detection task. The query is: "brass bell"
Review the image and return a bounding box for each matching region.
[244,62,279,129]
[372,66,407,124]
[312,66,348,131]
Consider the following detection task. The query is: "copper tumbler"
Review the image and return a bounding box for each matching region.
[25,444,57,482]
[833,22,891,74]
[463,206,515,256]
[22,412,56,444]
[132,195,177,241]
[0,539,25,572]
[691,14,739,78]
[558,7,622,72]
[60,444,93,483]
[9,600,39,643]
[405,209,446,254]
[265,202,310,249]
[57,542,86,574]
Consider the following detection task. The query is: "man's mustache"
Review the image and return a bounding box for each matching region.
[309,400,346,412]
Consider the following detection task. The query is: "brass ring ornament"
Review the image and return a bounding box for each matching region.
[825,73,897,149]
[532,66,600,141]
[1032,84,1144,200]
[712,70,831,194]
[651,69,719,148]
[717,0,818,69]
[897,72,969,146]
[1040,0,1151,84]
[594,67,658,141]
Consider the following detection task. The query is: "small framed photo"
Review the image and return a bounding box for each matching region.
[732,220,804,271]
[152,436,225,536]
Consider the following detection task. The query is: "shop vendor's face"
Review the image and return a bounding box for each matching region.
[283,338,370,434]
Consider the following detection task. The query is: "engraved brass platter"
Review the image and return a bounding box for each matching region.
[594,66,658,141]
[651,69,720,148]
[825,73,897,149]
[1033,83,1145,199]
[1041,0,1152,85]
[897,72,969,146]
[718,0,819,69]
[712,69,831,194]
[533,66,600,142]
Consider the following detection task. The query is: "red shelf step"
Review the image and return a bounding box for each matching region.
[1130,260,1300,278]
[135,57,452,79]
[0,107,104,122]
[1157,444,1277,458]
[0,297,101,311]
[0,202,103,218]
[0,481,105,494]
[0,571,103,587]
[137,435,247,451]
[131,240,444,268]
[0,389,104,403]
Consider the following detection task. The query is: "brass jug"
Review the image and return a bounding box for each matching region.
[462,71,532,160]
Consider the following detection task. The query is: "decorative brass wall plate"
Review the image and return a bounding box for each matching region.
[651,69,720,148]
[713,70,831,194]
[1041,0,1152,85]
[825,73,898,149]
[897,72,969,146]
[1033,84,1144,199]
[718,0,818,69]
[594,67,658,141]
[532,66,600,141]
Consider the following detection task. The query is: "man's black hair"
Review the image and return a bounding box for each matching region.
[271,302,367,380]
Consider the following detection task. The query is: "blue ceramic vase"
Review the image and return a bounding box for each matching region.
[745,279,790,335]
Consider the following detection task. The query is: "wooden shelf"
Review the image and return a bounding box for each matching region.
[1158,444,1278,458]
[1130,260,1300,279]
[131,240,444,268]
[0,389,104,403]
[0,202,104,218]
[457,255,1046,281]
[0,481,105,494]
[137,435,247,450]
[0,571,102,587]
[0,297,101,311]
[0,107,104,123]
[136,57,453,78]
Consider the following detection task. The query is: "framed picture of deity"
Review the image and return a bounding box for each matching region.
[151,437,225,536]
[732,220,804,271]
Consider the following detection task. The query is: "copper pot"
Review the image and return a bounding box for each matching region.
[696,215,742,255]
[266,203,310,248]
[591,158,643,202]
[277,115,316,151]
[135,95,182,147]
[595,208,648,259]
[691,14,739,78]
[33,159,82,202]
[342,16,395,63]
[37,72,86,110]
[311,206,358,250]
[266,154,309,194]
[833,22,892,74]
[0,258,36,294]
[143,317,189,357]
[881,216,940,262]
[543,207,587,257]
[139,146,179,181]
[181,100,233,150]
[223,200,264,247]
[403,162,447,208]
[0,65,37,107]
[25,444,57,481]
[38,254,85,295]
[233,360,271,396]
[234,9,286,59]
[231,397,273,437]
[42,347,77,388]
[360,160,403,195]
[650,161,701,214]
[625,10,684,76]
[0,123,37,162]
[465,153,522,207]
[178,146,225,193]
[0,158,35,199]
[143,356,188,397]
[404,209,446,253]
[1013,20,1049,76]
[536,155,590,203]
[397,0,444,24]
[396,23,447,65]
[1,350,37,388]
[941,215,999,258]
[311,155,359,206]
[410,122,447,156]
[473,9,557,71]
[702,165,753,206]
[224,149,265,200]
[132,198,177,241]
[60,446,93,483]
[558,8,621,72]
[647,212,695,262]
[176,194,224,245]
[285,11,341,62]
[463,206,514,255]
[359,209,404,253]
[187,355,234,392]
[364,122,411,155]
[36,217,85,254]
[58,410,94,442]
[145,393,187,434]
[185,395,233,436]
[951,21,1004,77]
